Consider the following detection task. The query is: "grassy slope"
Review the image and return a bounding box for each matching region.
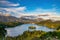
[36,20,60,29]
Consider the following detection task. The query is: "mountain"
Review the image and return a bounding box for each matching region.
[19,14,60,22]
[0,13,60,22]
[0,15,19,22]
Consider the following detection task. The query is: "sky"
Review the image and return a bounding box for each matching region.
[0,0,60,17]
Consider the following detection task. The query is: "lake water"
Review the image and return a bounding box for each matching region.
[5,24,55,37]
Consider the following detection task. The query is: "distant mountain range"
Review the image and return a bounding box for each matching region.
[0,13,60,22]
[0,15,19,22]
[20,14,60,21]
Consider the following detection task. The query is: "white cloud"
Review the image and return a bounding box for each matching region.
[0,0,26,18]
[1,7,26,12]
[0,1,19,7]
[0,6,26,17]
[24,8,60,18]
[27,8,57,15]
[0,0,59,18]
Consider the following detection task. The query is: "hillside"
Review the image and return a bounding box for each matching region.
[0,15,19,22]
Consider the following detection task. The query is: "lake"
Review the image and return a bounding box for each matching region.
[5,24,55,37]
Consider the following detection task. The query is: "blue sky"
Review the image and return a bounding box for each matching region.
[0,0,60,17]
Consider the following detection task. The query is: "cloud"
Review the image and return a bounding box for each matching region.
[0,0,26,17]
[0,1,20,7]
[25,8,60,17]
[27,8,57,14]
[0,0,59,18]
[0,6,26,17]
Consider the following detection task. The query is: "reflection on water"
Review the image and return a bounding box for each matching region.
[5,24,55,37]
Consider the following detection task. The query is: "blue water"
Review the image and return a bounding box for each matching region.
[5,24,55,37]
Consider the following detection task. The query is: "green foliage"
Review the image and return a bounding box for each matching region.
[40,31,60,40]
[0,29,7,40]
[29,26,36,29]
[5,31,46,40]
[0,20,60,40]
[36,20,60,29]
[5,30,60,40]
[0,22,24,28]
